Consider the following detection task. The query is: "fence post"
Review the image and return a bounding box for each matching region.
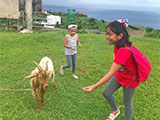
[26,0,33,32]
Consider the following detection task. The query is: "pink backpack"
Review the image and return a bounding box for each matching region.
[126,46,151,82]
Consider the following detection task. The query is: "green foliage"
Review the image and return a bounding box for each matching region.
[145,29,160,39]
[51,12,67,16]
[146,27,154,32]
[132,26,146,30]
[75,17,109,32]
[77,28,88,34]
[89,18,96,26]
[75,14,88,17]
[0,31,160,120]
[33,12,47,18]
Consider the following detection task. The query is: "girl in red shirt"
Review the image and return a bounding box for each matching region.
[83,21,139,120]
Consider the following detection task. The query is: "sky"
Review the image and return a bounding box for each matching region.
[43,0,160,12]
[42,0,160,29]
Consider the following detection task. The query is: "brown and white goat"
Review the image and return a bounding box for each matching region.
[26,57,56,112]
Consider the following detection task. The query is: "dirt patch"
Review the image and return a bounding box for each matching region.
[129,30,146,37]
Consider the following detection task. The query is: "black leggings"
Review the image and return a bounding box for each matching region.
[103,76,136,120]
[63,54,77,74]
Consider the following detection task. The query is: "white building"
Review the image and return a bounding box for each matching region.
[41,15,61,28]
[46,15,61,25]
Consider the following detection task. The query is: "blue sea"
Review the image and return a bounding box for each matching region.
[43,5,160,29]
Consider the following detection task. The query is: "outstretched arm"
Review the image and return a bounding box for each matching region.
[83,62,121,93]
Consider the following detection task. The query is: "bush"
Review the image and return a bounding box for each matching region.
[145,30,160,38]
[146,27,154,32]
[77,28,88,34]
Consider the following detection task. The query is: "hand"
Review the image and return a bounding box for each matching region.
[71,47,76,50]
[79,44,82,48]
[83,85,96,93]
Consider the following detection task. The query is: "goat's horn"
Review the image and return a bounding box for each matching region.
[46,61,48,71]
[32,61,43,72]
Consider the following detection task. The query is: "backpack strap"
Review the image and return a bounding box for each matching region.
[124,47,140,82]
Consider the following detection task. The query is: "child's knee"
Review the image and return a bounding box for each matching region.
[68,64,72,68]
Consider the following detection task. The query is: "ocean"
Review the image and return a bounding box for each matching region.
[43,5,160,29]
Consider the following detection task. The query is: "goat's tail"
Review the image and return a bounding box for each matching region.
[51,71,56,90]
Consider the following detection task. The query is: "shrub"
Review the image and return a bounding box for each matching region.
[145,30,160,39]
[146,27,154,32]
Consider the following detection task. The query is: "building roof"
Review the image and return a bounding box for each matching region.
[77,11,84,15]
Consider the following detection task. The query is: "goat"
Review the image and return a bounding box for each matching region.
[26,57,56,112]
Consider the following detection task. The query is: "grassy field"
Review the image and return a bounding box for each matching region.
[0,31,160,120]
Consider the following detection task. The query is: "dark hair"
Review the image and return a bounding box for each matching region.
[106,21,132,49]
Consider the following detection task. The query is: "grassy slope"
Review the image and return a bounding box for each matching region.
[0,31,160,120]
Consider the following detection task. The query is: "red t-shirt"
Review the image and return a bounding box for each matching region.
[113,46,140,88]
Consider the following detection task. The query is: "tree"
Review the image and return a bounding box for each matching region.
[89,18,96,26]
[146,27,153,32]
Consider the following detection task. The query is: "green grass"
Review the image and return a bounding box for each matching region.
[0,31,160,120]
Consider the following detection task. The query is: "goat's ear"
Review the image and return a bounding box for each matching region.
[25,74,36,79]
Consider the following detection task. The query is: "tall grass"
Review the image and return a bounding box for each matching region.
[0,31,160,120]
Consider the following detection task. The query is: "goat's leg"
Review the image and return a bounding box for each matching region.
[40,89,46,106]
[30,79,36,96]
[30,80,40,111]
[35,92,40,112]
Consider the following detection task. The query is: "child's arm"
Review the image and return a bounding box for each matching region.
[64,35,75,50]
[77,35,82,48]
[83,62,122,93]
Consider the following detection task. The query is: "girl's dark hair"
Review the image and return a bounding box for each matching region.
[106,21,132,49]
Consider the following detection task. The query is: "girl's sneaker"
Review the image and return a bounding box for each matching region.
[60,66,64,75]
[107,109,120,120]
[72,75,79,79]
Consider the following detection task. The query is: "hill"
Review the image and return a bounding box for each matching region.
[0,31,160,119]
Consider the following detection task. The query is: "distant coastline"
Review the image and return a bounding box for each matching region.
[43,5,160,29]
